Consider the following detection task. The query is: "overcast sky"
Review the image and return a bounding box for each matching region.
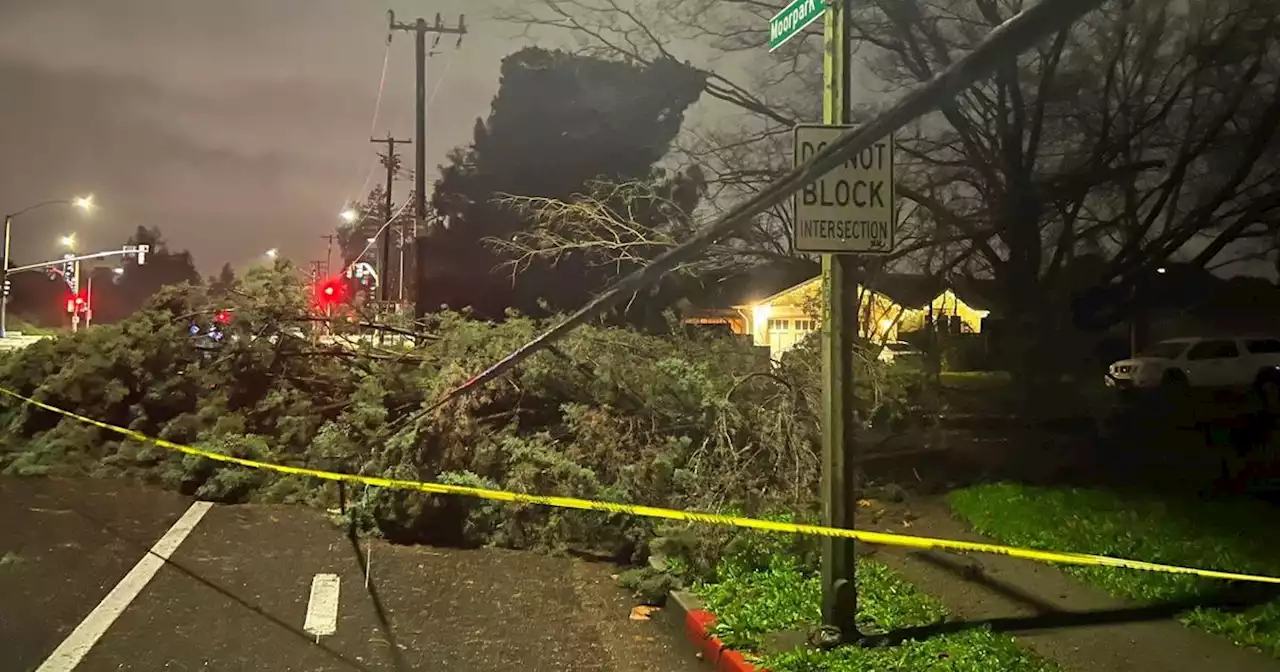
[5,2,1270,281]
[0,0,538,274]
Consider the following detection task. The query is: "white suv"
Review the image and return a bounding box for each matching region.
[1106,337,1280,395]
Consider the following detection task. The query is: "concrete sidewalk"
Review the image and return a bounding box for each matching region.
[865,497,1280,672]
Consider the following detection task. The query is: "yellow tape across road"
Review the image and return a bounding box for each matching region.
[4,386,1280,585]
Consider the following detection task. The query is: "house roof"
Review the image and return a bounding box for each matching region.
[684,265,1005,314]
[949,276,1002,311]
[684,262,819,310]
[866,273,947,309]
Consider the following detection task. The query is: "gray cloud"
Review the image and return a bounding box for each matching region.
[0,0,518,272]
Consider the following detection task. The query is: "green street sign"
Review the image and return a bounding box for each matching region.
[769,0,826,52]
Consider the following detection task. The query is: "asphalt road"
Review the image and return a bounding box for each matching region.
[0,477,699,672]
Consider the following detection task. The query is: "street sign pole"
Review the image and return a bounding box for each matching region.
[818,0,859,641]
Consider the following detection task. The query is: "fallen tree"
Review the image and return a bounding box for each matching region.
[0,265,921,560]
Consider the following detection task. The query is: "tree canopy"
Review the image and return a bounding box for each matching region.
[504,0,1279,377]
[422,47,706,319]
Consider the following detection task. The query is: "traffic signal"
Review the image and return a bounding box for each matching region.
[66,293,87,314]
[315,276,347,309]
[2,279,10,297]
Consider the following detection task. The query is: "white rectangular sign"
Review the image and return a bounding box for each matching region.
[792,124,895,254]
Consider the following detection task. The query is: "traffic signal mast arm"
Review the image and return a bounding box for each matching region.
[4,246,149,275]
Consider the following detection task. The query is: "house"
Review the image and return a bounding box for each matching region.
[682,269,993,361]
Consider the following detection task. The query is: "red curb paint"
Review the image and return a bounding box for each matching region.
[686,609,716,642]
[717,647,756,672]
[682,608,765,672]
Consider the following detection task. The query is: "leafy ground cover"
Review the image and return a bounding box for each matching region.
[686,526,1055,672]
[950,483,1280,657]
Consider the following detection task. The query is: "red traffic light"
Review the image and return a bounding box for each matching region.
[315,276,347,308]
[214,309,233,324]
[65,293,87,314]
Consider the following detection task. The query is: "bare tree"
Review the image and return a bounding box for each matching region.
[500,0,1280,336]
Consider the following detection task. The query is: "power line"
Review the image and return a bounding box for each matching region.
[345,31,395,216]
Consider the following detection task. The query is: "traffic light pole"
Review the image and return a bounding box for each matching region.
[1,214,12,338]
[4,246,147,332]
[820,0,860,642]
[5,248,147,275]
[71,258,81,333]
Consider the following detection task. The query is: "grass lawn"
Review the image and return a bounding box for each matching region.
[939,371,1013,390]
[693,555,1055,672]
[950,483,1280,657]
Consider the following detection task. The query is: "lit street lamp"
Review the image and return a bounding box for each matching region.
[266,248,279,260]
[60,234,77,249]
[341,208,358,224]
[2,194,95,338]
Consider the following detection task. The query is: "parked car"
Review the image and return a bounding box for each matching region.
[878,340,923,365]
[1105,336,1280,401]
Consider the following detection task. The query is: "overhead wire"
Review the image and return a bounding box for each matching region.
[340,198,413,279]
[341,22,395,217]
[339,37,460,280]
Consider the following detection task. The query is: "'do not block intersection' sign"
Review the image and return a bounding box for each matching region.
[792,124,895,254]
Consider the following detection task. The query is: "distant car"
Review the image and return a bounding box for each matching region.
[1106,337,1280,399]
[878,340,923,365]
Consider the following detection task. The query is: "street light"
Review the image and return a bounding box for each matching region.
[2,194,96,338]
[265,248,279,259]
[60,234,76,249]
[341,208,358,224]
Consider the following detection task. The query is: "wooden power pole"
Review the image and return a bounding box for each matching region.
[389,11,465,309]
[370,133,410,302]
[319,234,337,277]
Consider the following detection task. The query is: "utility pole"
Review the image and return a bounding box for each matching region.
[389,10,465,309]
[320,234,337,277]
[820,0,859,642]
[370,133,410,303]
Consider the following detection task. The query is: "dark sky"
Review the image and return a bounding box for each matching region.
[5,2,1270,281]
[0,0,523,274]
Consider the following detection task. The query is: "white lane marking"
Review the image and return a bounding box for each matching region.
[36,500,213,672]
[303,573,341,638]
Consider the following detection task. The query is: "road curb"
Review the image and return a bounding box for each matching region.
[667,590,762,672]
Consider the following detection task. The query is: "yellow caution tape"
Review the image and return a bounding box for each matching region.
[4,386,1280,585]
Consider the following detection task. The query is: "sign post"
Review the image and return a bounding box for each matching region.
[788,0,896,643]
